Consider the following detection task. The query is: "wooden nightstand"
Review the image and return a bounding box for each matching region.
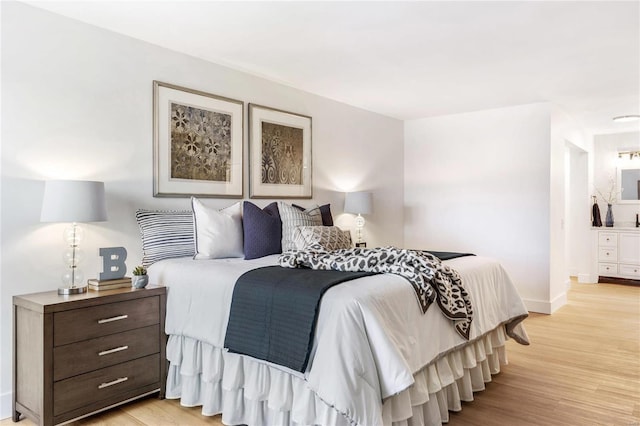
[12,286,166,426]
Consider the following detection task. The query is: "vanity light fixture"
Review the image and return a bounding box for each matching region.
[612,115,640,123]
[618,150,640,160]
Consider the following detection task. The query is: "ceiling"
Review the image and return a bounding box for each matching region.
[27,1,640,136]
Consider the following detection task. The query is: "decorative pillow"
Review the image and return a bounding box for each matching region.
[293,203,334,226]
[278,201,323,251]
[192,198,244,259]
[135,210,195,267]
[293,226,352,251]
[243,201,282,260]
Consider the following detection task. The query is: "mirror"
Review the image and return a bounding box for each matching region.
[618,166,640,203]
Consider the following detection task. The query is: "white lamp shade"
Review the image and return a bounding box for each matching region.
[41,180,108,223]
[344,191,373,215]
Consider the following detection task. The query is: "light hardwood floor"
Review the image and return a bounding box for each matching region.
[4,281,639,426]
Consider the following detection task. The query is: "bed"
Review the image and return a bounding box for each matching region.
[148,253,528,426]
[136,200,529,425]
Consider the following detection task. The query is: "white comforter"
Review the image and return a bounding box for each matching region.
[150,254,528,426]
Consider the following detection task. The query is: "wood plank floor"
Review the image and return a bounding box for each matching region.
[4,281,639,426]
[448,281,640,426]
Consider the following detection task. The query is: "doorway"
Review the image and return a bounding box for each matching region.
[565,142,590,283]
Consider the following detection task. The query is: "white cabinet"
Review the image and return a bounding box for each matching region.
[597,230,640,281]
[618,233,640,279]
[619,233,640,264]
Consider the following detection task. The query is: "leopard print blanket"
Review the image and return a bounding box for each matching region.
[279,246,473,340]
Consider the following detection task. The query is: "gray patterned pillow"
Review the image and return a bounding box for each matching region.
[278,202,323,251]
[293,226,353,251]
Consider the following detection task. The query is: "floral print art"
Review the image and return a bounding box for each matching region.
[170,102,231,182]
[261,122,303,185]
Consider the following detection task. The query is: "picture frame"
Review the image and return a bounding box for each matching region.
[153,81,244,198]
[249,103,312,199]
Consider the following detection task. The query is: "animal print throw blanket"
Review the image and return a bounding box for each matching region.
[279,246,473,339]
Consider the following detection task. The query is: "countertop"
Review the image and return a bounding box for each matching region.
[592,226,640,231]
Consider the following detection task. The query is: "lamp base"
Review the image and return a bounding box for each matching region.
[58,285,88,295]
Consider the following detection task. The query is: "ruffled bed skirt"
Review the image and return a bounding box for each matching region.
[166,326,510,426]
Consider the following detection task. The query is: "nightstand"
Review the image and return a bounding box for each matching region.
[13,286,166,426]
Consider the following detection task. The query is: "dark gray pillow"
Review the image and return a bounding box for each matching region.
[243,201,282,260]
[293,203,333,226]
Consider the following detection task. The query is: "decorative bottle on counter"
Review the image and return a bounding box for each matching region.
[605,204,614,227]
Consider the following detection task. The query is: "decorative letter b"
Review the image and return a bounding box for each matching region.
[99,247,128,281]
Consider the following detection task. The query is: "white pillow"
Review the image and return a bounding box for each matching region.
[192,197,244,259]
[277,202,323,251]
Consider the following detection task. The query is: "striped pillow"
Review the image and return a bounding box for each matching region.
[135,210,195,267]
[278,202,323,251]
[293,203,334,226]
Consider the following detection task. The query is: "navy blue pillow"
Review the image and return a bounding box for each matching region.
[243,201,282,260]
[293,204,333,226]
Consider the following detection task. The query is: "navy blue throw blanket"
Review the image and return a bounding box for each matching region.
[224,266,374,373]
[424,251,475,261]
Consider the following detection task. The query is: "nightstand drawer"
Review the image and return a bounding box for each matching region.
[53,324,160,381]
[53,353,160,416]
[618,264,640,278]
[598,232,618,247]
[598,247,618,262]
[598,263,617,275]
[54,296,159,346]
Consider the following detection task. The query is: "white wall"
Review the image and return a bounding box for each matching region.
[0,0,3,420]
[404,103,553,312]
[0,3,404,417]
[403,104,591,311]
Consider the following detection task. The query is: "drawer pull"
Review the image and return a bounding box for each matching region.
[98,377,128,389]
[98,314,128,324]
[98,345,129,356]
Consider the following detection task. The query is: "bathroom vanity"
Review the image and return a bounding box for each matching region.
[595,228,640,283]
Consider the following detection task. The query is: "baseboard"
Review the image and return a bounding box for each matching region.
[577,273,594,284]
[549,291,567,313]
[523,291,567,315]
[523,298,551,314]
[0,391,11,420]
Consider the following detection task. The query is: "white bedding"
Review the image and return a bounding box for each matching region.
[150,254,528,426]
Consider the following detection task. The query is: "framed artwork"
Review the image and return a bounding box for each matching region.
[153,81,243,198]
[249,104,312,198]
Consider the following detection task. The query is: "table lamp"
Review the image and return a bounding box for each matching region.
[41,180,108,295]
[344,191,372,246]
